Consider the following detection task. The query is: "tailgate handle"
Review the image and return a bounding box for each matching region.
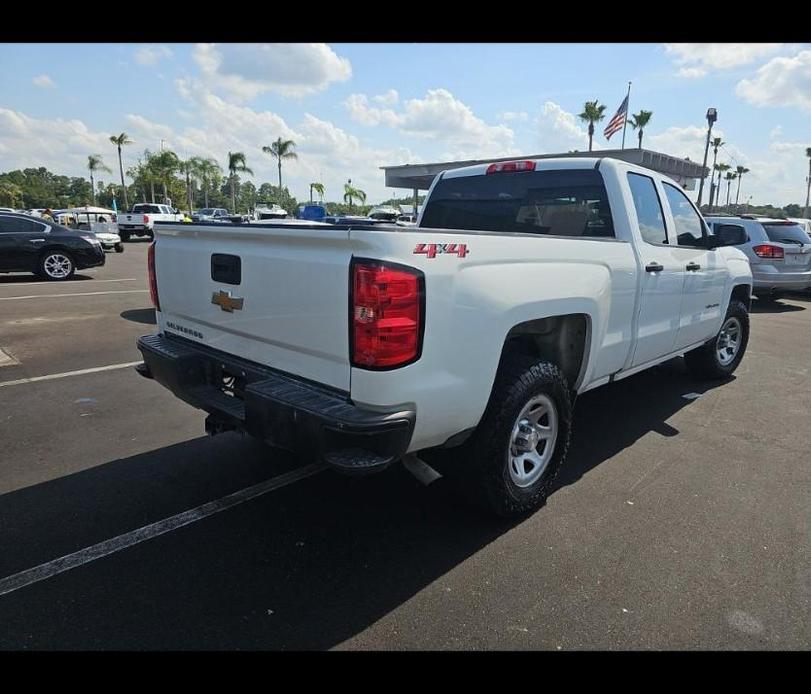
[211,254,241,285]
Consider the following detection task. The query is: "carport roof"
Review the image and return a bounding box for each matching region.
[381,148,708,191]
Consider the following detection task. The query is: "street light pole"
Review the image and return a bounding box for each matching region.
[696,108,717,209]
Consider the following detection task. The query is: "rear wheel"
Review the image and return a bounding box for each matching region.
[114,243,124,253]
[452,357,573,517]
[684,299,749,379]
[120,230,131,242]
[38,251,75,281]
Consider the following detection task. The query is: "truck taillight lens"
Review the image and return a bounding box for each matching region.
[485,160,536,175]
[752,244,784,259]
[143,214,150,224]
[351,259,424,369]
[147,241,160,311]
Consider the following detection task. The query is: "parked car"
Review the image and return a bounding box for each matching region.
[705,215,811,300]
[192,208,231,223]
[254,202,288,220]
[55,206,123,253]
[0,211,105,280]
[368,205,401,221]
[136,157,751,517]
[118,203,184,241]
[297,204,328,222]
[787,217,811,240]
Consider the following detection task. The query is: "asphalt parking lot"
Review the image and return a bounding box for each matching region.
[0,241,809,650]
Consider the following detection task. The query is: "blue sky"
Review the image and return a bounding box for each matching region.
[1,43,809,205]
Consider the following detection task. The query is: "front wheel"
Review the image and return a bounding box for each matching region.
[114,243,124,253]
[453,357,573,518]
[38,251,75,281]
[684,299,749,379]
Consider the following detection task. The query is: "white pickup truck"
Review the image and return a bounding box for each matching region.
[136,157,752,516]
[118,203,184,241]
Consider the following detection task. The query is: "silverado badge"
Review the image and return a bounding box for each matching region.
[211,290,244,312]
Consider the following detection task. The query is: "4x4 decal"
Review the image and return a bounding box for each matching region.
[413,243,469,259]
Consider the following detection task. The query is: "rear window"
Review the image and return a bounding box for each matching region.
[132,204,161,214]
[420,169,615,237]
[762,223,809,246]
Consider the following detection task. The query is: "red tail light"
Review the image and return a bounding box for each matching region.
[485,160,536,175]
[752,244,784,259]
[147,241,160,311]
[143,214,150,224]
[351,259,424,369]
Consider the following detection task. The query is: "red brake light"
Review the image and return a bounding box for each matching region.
[351,260,423,369]
[147,241,160,310]
[752,244,784,259]
[485,160,536,175]
[143,214,150,224]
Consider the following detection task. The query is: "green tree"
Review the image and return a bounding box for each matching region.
[109,132,133,210]
[309,182,325,203]
[578,100,607,152]
[262,138,298,192]
[805,147,811,217]
[87,155,111,206]
[148,150,181,205]
[627,110,653,149]
[735,166,750,205]
[343,180,366,211]
[714,163,730,209]
[0,181,23,207]
[725,171,737,207]
[194,158,222,209]
[227,151,253,213]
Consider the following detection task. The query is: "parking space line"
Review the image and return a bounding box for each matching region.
[0,290,148,301]
[0,278,138,289]
[0,361,143,388]
[0,463,326,598]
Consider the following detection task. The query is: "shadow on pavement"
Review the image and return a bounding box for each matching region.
[120,308,156,325]
[0,274,94,284]
[750,300,805,314]
[0,360,729,650]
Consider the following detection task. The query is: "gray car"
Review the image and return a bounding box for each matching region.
[705,215,811,299]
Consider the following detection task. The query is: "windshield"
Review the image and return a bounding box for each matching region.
[420,169,615,237]
[198,209,216,215]
[762,222,809,246]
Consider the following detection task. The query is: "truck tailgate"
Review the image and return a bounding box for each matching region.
[153,223,354,391]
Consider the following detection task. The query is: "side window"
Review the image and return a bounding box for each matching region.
[627,173,668,245]
[0,216,46,233]
[663,183,706,247]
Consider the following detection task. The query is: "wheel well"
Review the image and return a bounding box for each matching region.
[731,284,752,311]
[498,314,589,390]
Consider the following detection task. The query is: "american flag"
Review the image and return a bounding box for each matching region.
[604,95,629,140]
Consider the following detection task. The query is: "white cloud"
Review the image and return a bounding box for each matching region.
[736,50,811,112]
[664,43,784,75]
[535,101,594,152]
[769,125,783,139]
[345,88,517,159]
[372,89,399,105]
[134,45,173,67]
[32,74,55,88]
[192,43,351,101]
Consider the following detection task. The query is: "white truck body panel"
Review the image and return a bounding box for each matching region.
[150,157,752,453]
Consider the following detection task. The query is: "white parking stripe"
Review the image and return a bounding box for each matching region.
[0,361,143,388]
[0,463,326,598]
[0,290,148,301]
[0,278,137,289]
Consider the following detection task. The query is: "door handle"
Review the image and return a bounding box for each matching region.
[686,262,701,271]
[29,238,45,243]
[645,262,664,273]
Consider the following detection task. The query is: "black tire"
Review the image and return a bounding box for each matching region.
[38,250,75,281]
[114,243,124,253]
[120,230,131,242]
[684,299,749,380]
[452,357,573,518]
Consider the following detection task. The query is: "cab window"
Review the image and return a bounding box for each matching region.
[627,173,667,245]
[662,182,707,247]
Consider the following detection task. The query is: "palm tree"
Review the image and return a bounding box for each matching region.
[109,132,133,210]
[149,150,180,204]
[577,100,607,152]
[262,138,298,193]
[227,151,253,213]
[196,158,222,209]
[708,137,725,209]
[805,147,811,217]
[87,155,111,206]
[309,182,325,203]
[178,157,203,214]
[343,180,366,211]
[715,163,731,209]
[627,110,653,150]
[735,166,750,205]
[725,171,737,207]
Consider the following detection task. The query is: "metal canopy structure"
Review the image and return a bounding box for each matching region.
[382,148,707,192]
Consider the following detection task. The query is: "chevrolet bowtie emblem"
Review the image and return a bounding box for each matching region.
[211,290,244,312]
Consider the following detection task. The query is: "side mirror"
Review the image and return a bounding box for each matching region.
[711,224,747,248]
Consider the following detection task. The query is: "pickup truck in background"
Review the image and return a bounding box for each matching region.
[118,203,184,241]
[136,157,752,517]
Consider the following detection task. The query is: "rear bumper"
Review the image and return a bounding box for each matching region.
[753,268,811,291]
[136,333,415,474]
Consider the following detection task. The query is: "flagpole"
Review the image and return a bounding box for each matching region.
[620,81,632,150]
